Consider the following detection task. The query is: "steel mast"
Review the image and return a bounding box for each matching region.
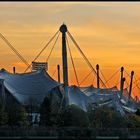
[60,24,69,103]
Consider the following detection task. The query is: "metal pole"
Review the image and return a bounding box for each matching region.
[57,65,60,83]
[128,71,134,102]
[120,67,124,91]
[96,64,100,88]
[59,24,69,104]
[13,66,16,74]
[120,77,125,99]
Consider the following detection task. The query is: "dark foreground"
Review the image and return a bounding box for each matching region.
[0,127,140,139]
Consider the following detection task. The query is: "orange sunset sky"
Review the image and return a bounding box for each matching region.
[0,2,140,99]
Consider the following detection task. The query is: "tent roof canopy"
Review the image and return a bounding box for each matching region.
[0,68,62,105]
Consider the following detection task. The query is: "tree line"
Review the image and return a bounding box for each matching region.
[0,96,140,129]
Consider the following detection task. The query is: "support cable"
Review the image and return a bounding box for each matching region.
[66,35,79,86]
[0,33,30,68]
[133,76,140,93]
[52,69,57,77]
[125,78,130,89]
[133,76,140,83]
[104,69,120,85]
[115,72,129,88]
[132,83,139,90]
[124,70,140,94]
[123,70,130,89]
[24,30,59,72]
[125,67,140,85]
[132,76,140,93]
[115,77,120,87]
[124,70,131,78]
[133,75,140,84]
[125,68,140,95]
[125,78,135,98]
[92,74,96,85]
[100,69,109,88]
[46,32,60,62]
[79,70,93,86]
[67,30,106,88]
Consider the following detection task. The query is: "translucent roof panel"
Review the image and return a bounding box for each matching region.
[0,68,61,105]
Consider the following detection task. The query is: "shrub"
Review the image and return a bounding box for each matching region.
[87,106,126,128]
[5,102,29,127]
[0,99,8,125]
[59,104,90,127]
[125,114,140,128]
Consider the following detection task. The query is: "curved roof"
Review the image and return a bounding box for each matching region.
[79,85,119,97]
[0,68,61,105]
[68,85,92,111]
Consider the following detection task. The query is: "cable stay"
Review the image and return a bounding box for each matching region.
[104,68,120,85]
[132,87,140,94]
[52,69,57,77]
[131,74,140,91]
[115,73,130,88]
[133,75,140,84]
[114,78,120,87]
[124,78,135,99]
[135,78,140,83]
[79,70,93,86]
[133,76,139,85]
[46,32,60,62]
[67,30,106,88]
[125,78,130,89]
[66,35,79,86]
[124,71,132,92]
[123,70,131,89]
[24,30,59,72]
[124,70,140,94]
[100,69,109,88]
[132,76,140,93]
[92,74,96,85]
[115,74,120,86]
[124,70,131,78]
[132,82,139,90]
[124,68,140,88]
[125,78,135,98]
[45,32,60,81]
[0,33,30,69]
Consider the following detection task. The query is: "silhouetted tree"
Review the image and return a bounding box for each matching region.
[40,97,52,126]
[0,99,8,125]
[125,114,140,128]
[40,89,64,127]
[135,108,140,116]
[87,106,126,128]
[5,102,29,127]
[59,104,90,127]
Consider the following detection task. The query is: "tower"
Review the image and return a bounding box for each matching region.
[59,24,69,102]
